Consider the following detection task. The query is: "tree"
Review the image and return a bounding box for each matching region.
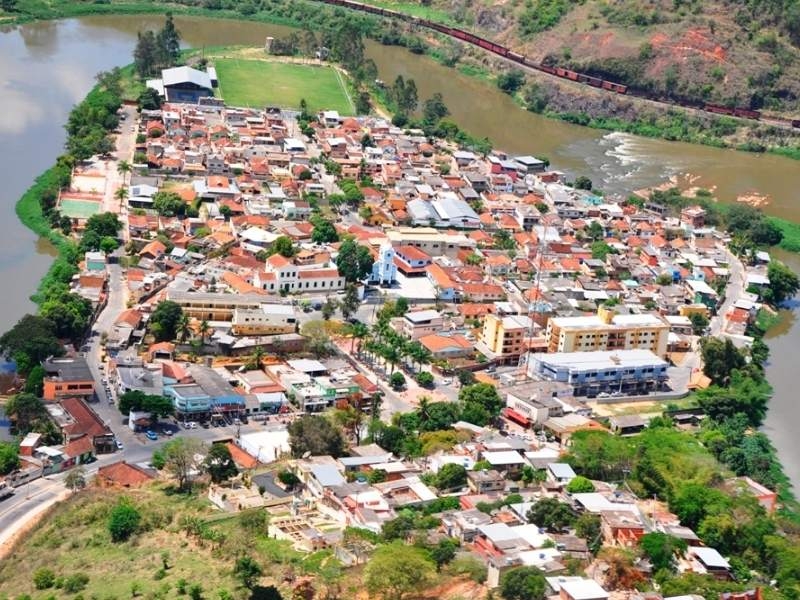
[431,538,459,571]
[65,466,87,492]
[0,0,17,12]
[321,298,339,321]
[288,415,346,458]
[668,482,730,530]
[574,176,593,190]
[586,220,604,241]
[137,87,162,111]
[204,443,239,484]
[33,568,56,590]
[700,337,745,385]
[566,475,595,494]
[234,556,262,590]
[198,319,211,344]
[364,542,435,600]
[108,500,141,542]
[640,532,687,573]
[434,463,467,491]
[156,13,181,68]
[162,438,206,492]
[339,284,360,321]
[500,566,546,600]
[497,70,526,95]
[389,371,406,391]
[493,229,517,250]
[0,314,63,375]
[336,238,374,283]
[310,216,339,243]
[269,235,295,258]
[117,159,131,183]
[422,93,449,125]
[591,241,615,260]
[765,260,799,305]
[100,236,119,254]
[416,371,434,388]
[152,191,187,216]
[85,212,122,237]
[23,365,45,396]
[696,375,771,427]
[0,441,20,475]
[458,370,476,386]
[134,30,159,78]
[301,320,334,357]
[459,383,503,417]
[689,313,709,335]
[5,393,49,434]
[574,513,602,554]
[149,300,184,342]
[118,390,174,418]
[526,498,576,532]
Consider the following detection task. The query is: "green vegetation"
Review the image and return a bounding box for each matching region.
[214,58,353,113]
[519,0,574,36]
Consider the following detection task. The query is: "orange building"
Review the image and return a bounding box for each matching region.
[42,357,95,402]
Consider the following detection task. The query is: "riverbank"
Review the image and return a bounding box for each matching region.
[14,165,80,305]
[4,0,800,161]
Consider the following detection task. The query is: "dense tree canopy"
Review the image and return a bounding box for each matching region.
[764,260,799,305]
[364,542,435,600]
[500,566,546,600]
[288,415,346,458]
[204,443,239,484]
[118,390,174,418]
[700,337,746,385]
[336,238,374,282]
[0,314,63,376]
[149,300,184,342]
[526,498,576,532]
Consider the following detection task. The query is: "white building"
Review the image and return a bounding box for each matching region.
[370,242,398,285]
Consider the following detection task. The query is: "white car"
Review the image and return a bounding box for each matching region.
[115,439,123,450]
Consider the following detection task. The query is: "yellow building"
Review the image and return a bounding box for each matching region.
[545,307,670,357]
[480,314,533,359]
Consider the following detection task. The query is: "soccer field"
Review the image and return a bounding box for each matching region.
[214,59,354,114]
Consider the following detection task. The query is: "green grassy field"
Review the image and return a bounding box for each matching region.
[214,58,354,114]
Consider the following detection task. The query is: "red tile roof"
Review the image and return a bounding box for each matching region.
[97,461,155,487]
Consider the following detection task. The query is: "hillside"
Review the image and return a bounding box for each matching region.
[396,0,800,115]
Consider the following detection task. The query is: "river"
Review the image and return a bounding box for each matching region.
[0,13,798,488]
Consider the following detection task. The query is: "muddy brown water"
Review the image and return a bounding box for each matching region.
[1,14,799,488]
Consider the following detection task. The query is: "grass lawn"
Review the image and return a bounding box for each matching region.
[215,58,353,114]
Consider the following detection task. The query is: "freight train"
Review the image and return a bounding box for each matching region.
[316,0,800,129]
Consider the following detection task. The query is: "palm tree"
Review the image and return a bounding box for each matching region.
[198,320,211,345]
[247,346,265,370]
[381,344,401,374]
[350,322,369,355]
[176,313,191,343]
[114,186,128,202]
[117,159,131,184]
[417,395,432,429]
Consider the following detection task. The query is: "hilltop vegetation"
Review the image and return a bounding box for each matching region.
[384,0,800,116]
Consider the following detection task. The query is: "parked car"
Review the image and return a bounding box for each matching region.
[597,392,611,398]
[145,430,158,441]
[115,439,123,450]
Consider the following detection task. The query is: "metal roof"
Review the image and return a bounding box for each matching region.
[161,66,212,90]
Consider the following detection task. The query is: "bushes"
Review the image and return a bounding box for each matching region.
[33,568,56,590]
[108,499,142,542]
[62,572,90,593]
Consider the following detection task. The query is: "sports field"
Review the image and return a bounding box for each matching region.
[59,198,102,218]
[214,58,354,114]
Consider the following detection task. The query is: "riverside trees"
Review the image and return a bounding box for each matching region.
[133,13,182,78]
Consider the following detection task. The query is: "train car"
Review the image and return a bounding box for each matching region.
[586,76,603,88]
[610,83,627,94]
[507,51,524,64]
[539,64,556,75]
[450,29,468,41]
[705,103,734,116]
[733,108,761,120]
[564,69,579,81]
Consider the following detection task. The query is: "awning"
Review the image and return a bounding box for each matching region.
[502,407,530,427]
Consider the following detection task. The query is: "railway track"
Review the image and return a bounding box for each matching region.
[314,0,800,130]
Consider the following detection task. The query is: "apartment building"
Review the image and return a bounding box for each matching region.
[545,307,669,357]
[42,357,95,402]
[480,314,533,360]
[397,310,444,340]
